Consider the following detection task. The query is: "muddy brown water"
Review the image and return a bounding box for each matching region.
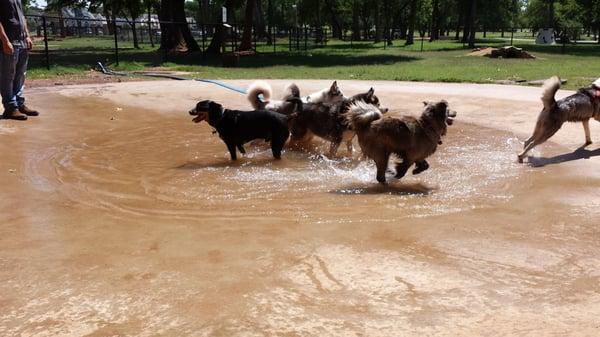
[1,85,600,336]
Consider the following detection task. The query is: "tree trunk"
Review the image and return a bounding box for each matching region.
[205,0,236,54]
[130,21,140,48]
[148,4,154,48]
[468,0,476,48]
[374,0,382,43]
[324,0,343,39]
[547,0,554,28]
[254,0,267,39]
[239,0,256,50]
[352,0,360,40]
[430,0,439,41]
[461,0,471,43]
[455,11,462,40]
[405,0,417,45]
[159,0,201,52]
[384,0,391,45]
[206,25,224,53]
[360,3,370,39]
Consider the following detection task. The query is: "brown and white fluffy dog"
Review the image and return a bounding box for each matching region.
[246,80,344,115]
[347,100,456,183]
[290,88,388,157]
[518,76,600,163]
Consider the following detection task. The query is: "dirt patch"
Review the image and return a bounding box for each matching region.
[468,46,536,59]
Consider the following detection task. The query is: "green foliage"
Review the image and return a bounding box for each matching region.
[26,36,600,90]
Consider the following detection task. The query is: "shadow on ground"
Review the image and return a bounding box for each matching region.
[528,145,600,167]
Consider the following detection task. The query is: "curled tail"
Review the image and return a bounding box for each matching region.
[247,81,272,109]
[541,76,561,111]
[282,83,301,100]
[346,101,383,130]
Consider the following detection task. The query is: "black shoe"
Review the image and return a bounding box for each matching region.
[19,105,39,116]
[3,108,28,120]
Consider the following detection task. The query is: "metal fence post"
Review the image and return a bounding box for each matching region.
[201,24,206,52]
[253,25,257,51]
[113,18,119,66]
[304,27,307,51]
[42,16,49,70]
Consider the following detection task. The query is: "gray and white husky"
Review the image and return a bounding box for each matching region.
[246,80,345,115]
[518,76,600,163]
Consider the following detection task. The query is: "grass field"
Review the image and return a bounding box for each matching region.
[27,33,600,89]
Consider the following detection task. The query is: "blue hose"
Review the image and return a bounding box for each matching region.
[96,62,250,96]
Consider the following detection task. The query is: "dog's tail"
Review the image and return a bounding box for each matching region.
[346,101,383,130]
[285,97,303,112]
[282,82,301,100]
[247,80,272,109]
[541,76,561,111]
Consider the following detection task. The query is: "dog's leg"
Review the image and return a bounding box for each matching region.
[375,154,389,184]
[328,141,341,157]
[523,135,534,148]
[394,158,412,179]
[237,144,246,154]
[271,136,287,160]
[226,143,237,160]
[518,123,562,163]
[412,160,430,175]
[583,119,592,145]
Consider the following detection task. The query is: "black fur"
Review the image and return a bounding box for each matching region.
[189,100,290,160]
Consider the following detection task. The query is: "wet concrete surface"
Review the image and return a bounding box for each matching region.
[1,80,600,336]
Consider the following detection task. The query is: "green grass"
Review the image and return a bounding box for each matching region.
[28,35,600,89]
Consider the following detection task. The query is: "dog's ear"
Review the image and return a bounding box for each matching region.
[422,101,429,107]
[208,101,223,112]
[435,100,448,110]
[331,81,338,92]
[366,87,374,99]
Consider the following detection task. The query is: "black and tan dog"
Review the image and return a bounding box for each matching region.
[518,76,600,163]
[289,88,388,157]
[347,100,456,183]
[189,100,292,160]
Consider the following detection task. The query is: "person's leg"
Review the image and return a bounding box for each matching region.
[14,48,37,116]
[0,48,18,111]
[0,47,26,120]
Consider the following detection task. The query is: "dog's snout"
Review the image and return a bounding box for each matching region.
[380,107,389,113]
[448,110,457,118]
[189,108,198,116]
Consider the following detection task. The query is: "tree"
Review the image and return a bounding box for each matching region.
[121,0,143,49]
[239,0,256,50]
[158,0,200,52]
[405,0,417,45]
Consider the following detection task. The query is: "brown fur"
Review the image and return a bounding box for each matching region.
[518,76,600,163]
[348,100,456,183]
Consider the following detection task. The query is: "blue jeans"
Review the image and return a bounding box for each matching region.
[0,45,28,111]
